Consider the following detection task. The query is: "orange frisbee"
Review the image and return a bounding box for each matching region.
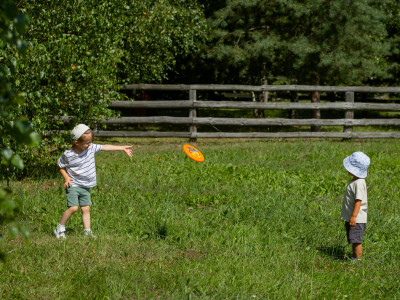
[182,144,204,162]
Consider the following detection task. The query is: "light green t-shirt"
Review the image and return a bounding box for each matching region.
[341,178,368,223]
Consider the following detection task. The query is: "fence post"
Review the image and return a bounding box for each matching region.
[344,91,354,134]
[189,88,197,142]
[262,78,268,103]
[260,78,268,117]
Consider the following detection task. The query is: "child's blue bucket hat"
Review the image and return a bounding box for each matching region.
[343,151,370,179]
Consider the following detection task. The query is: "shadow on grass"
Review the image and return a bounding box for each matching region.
[317,244,347,261]
[142,218,168,240]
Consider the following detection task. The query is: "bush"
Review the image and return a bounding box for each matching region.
[0,0,40,260]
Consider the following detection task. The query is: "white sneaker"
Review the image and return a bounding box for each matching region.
[53,228,66,239]
[83,230,96,239]
[350,257,361,262]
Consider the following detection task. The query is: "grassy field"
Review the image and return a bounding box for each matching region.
[1,138,400,299]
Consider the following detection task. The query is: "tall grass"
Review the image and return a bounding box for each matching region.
[1,138,400,298]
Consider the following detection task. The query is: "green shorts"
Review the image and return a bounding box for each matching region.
[66,186,92,207]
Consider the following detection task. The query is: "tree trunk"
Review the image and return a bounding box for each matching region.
[311,91,321,131]
[311,73,321,132]
[253,78,267,118]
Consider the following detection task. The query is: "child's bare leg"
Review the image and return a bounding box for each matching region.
[81,206,91,230]
[59,206,79,225]
[352,243,362,259]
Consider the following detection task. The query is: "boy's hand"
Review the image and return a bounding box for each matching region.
[123,146,133,157]
[349,216,357,227]
[64,178,73,189]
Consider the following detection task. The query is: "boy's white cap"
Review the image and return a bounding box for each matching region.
[71,124,90,140]
[343,151,370,179]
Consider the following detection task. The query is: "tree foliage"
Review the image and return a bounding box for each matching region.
[203,0,392,85]
[16,1,125,144]
[0,0,40,260]
[117,0,206,83]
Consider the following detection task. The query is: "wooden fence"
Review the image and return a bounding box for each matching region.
[94,84,400,139]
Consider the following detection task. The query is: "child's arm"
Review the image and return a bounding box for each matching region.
[349,200,362,226]
[57,162,73,189]
[101,145,133,157]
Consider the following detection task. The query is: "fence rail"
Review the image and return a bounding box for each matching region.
[110,100,400,111]
[92,84,400,139]
[95,131,400,138]
[98,117,400,127]
[124,83,400,93]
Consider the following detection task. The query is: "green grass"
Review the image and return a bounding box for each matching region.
[1,138,400,299]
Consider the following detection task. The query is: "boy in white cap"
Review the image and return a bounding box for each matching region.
[341,151,370,261]
[54,124,133,239]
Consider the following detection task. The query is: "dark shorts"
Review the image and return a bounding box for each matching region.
[345,222,366,244]
[66,186,91,207]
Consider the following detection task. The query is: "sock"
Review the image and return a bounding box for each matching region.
[84,229,91,232]
[57,224,66,232]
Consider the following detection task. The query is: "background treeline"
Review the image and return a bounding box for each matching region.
[173,0,400,86]
[2,0,400,177]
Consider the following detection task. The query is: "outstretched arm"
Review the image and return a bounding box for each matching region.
[101,145,133,157]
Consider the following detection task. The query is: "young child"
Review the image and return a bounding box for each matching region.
[341,151,370,261]
[53,124,133,239]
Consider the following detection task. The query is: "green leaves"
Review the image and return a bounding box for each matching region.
[1,149,23,170]
[116,0,206,83]
[0,1,29,51]
[0,0,40,261]
[10,120,41,145]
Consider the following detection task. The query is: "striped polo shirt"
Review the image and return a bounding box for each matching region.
[57,143,102,188]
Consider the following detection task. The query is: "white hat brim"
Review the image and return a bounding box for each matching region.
[343,156,367,178]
